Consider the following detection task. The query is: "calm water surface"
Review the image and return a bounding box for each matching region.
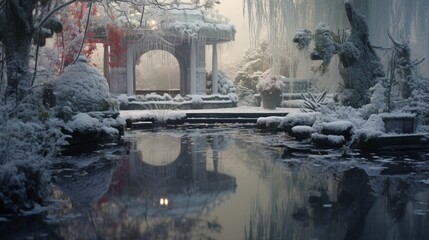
[1,128,429,240]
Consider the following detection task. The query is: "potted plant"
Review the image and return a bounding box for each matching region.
[256,75,285,109]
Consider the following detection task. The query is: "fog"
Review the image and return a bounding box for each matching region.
[98,0,428,92]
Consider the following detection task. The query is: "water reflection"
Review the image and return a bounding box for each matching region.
[1,129,429,240]
[245,144,429,240]
[58,132,237,239]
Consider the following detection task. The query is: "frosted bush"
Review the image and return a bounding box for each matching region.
[403,76,429,125]
[144,93,173,102]
[207,70,236,95]
[117,94,136,105]
[0,100,67,213]
[355,114,385,141]
[256,75,285,93]
[173,94,185,102]
[234,41,272,92]
[191,96,203,105]
[53,57,110,112]
[293,29,313,50]
[236,85,257,106]
[228,93,239,103]
[67,113,103,132]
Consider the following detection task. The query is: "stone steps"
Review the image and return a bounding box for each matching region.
[128,112,289,129]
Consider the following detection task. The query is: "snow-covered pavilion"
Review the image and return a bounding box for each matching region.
[103,5,235,96]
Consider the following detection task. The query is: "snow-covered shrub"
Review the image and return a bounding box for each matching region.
[235,85,258,106]
[362,34,429,126]
[207,70,236,95]
[293,29,313,50]
[0,99,67,213]
[310,102,366,137]
[256,75,285,93]
[234,41,291,92]
[67,113,103,132]
[360,82,387,118]
[403,76,429,125]
[228,93,238,103]
[311,23,341,74]
[354,114,385,142]
[117,94,137,105]
[65,112,123,140]
[144,93,173,102]
[300,91,328,112]
[257,75,285,109]
[311,133,346,147]
[53,56,110,112]
[191,95,204,107]
[279,112,321,132]
[173,94,185,102]
[294,2,385,108]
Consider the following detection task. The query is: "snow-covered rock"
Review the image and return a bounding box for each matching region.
[290,125,316,140]
[311,133,346,147]
[256,116,284,131]
[280,112,321,132]
[321,120,354,140]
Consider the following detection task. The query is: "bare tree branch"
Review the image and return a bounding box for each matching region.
[32,0,78,86]
[72,0,94,65]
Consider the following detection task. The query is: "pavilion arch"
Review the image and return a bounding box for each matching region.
[129,36,191,96]
[104,4,235,96]
[135,50,180,92]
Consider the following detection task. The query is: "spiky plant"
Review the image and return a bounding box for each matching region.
[300,91,328,112]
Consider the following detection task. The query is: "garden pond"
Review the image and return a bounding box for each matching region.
[1,127,429,239]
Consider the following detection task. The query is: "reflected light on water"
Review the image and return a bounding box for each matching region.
[160,198,169,206]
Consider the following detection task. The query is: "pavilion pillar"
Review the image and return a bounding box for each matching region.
[103,43,110,85]
[211,43,219,95]
[190,38,197,95]
[110,40,128,94]
[126,43,134,95]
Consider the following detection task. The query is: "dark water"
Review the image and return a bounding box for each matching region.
[1,128,429,240]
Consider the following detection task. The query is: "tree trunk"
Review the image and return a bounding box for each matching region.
[0,0,36,102]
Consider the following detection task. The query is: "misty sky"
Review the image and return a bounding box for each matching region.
[215,0,251,65]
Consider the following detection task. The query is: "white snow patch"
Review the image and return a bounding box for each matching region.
[67,113,101,131]
[378,112,416,118]
[101,126,119,135]
[256,75,286,92]
[291,125,315,134]
[355,114,385,141]
[257,116,283,125]
[312,133,345,145]
[419,179,429,185]
[413,210,429,216]
[280,112,321,127]
[322,120,353,132]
